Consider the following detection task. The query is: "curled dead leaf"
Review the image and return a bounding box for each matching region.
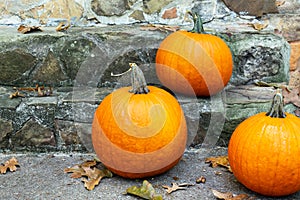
[17,25,43,34]
[9,90,25,99]
[80,168,112,191]
[10,85,53,98]
[212,189,254,200]
[56,21,71,32]
[205,155,232,172]
[249,20,269,31]
[276,0,285,7]
[140,24,179,32]
[282,86,300,107]
[162,182,194,194]
[126,180,163,200]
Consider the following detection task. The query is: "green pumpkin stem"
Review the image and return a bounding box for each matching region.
[188,11,205,34]
[266,90,286,118]
[129,63,149,94]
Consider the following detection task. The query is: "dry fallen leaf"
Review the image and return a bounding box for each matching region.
[249,20,269,31]
[276,0,285,7]
[212,189,254,200]
[81,167,112,191]
[56,21,71,32]
[17,24,43,34]
[64,163,86,178]
[140,24,180,32]
[126,180,163,200]
[162,182,194,194]
[64,159,112,191]
[10,84,53,98]
[282,87,300,107]
[205,156,232,172]
[9,90,25,99]
[253,80,287,89]
[0,157,20,174]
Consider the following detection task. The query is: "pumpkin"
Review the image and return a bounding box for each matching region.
[156,12,233,96]
[92,63,187,179]
[228,90,300,196]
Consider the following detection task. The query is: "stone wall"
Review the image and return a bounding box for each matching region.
[0,0,299,152]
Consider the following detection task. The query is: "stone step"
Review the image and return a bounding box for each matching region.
[0,25,294,152]
[0,84,297,152]
[0,25,290,87]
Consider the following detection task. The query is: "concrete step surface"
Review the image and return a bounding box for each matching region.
[0,147,299,200]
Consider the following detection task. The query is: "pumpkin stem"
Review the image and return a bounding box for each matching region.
[128,63,149,94]
[188,11,205,34]
[266,89,286,118]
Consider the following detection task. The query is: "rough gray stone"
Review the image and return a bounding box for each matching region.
[55,120,83,147]
[91,0,129,16]
[180,93,226,148]
[0,118,13,148]
[55,87,112,123]
[59,37,97,81]
[220,85,297,145]
[143,0,173,14]
[0,26,290,88]
[129,10,145,21]
[101,48,159,87]
[32,51,68,85]
[229,33,290,85]
[11,119,56,150]
[75,122,93,152]
[128,0,139,6]
[0,49,36,85]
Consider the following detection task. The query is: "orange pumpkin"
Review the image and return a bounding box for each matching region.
[156,12,233,96]
[228,90,300,196]
[92,63,187,179]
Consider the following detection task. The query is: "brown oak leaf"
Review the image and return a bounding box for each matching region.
[162,182,194,194]
[205,156,232,172]
[282,87,300,107]
[81,167,112,191]
[140,24,179,32]
[64,164,86,178]
[212,189,254,200]
[0,157,20,174]
[56,21,71,32]
[17,25,43,34]
[249,20,269,31]
[275,0,285,7]
[64,159,112,191]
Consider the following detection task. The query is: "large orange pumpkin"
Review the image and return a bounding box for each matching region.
[156,12,233,96]
[228,90,300,196]
[92,63,187,179]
